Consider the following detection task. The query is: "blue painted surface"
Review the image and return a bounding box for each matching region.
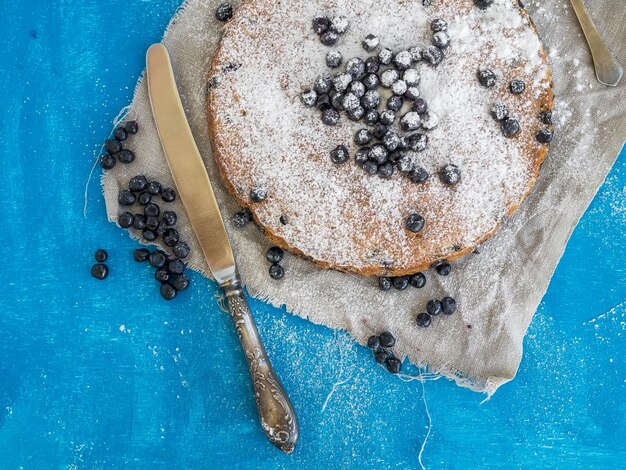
[1,0,625,467]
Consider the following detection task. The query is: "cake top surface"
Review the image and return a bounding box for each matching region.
[208,0,553,276]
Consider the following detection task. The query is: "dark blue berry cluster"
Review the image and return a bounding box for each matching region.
[100,121,139,170]
[379,272,427,291]
[367,332,402,374]
[312,14,349,46]
[91,249,109,280]
[416,296,457,328]
[133,247,190,300]
[265,246,285,280]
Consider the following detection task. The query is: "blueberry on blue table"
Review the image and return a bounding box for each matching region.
[118,190,136,206]
[173,241,190,259]
[393,51,413,70]
[132,214,146,230]
[434,261,451,276]
[432,31,450,49]
[363,160,378,175]
[330,15,349,34]
[406,213,425,233]
[91,263,109,280]
[393,276,410,290]
[118,211,134,228]
[144,202,160,218]
[362,73,380,90]
[100,153,116,170]
[501,118,521,137]
[301,89,317,107]
[354,129,372,146]
[142,229,157,241]
[269,263,285,280]
[441,296,457,315]
[147,181,162,195]
[385,356,402,374]
[536,128,554,144]
[346,57,366,78]
[314,76,333,95]
[129,175,148,193]
[474,0,494,8]
[321,108,341,126]
[364,109,379,126]
[163,228,180,247]
[326,50,343,68]
[171,273,190,291]
[167,258,185,275]
[416,312,432,327]
[124,120,139,135]
[312,16,330,34]
[320,30,339,46]
[133,248,150,262]
[409,272,426,288]
[266,246,284,263]
[431,18,448,32]
[105,139,123,154]
[149,251,167,269]
[490,103,509,121]
[362,34,380,52]
[138,192,151,205]
[477,68,497,88]
[114,126,127,141]
[427,299,443,316]
[379,277,393,291]
[145,216,160,232]
[440,164,461,186]
[378,48,393,65]
[160,283,177,300]
[367,335,380,349]
[117,149,135,164]
[421,46,443,66]
[365,56,380,74]
[155,268,170,283]
[249,187,267,202]
[95,249,108,262]
[379,331,396,347]
[509,79,526,94]
[411,167,430,183]
[215,3,233,21]
[378,162,394,178]
[412,98,428,114]
[355,147,371,164]
[162,210,177,226]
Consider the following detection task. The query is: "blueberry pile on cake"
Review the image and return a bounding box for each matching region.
[207,0,554,276]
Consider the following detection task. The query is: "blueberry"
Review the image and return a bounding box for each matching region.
[321,108,341,126]
[404,86,420,100]
[162,210,177,226]
[379,331,396,347]
[385,356,402,374]
[379,277,393,291]
[316,94,332,111]
[378,48,393,65]
[144,202,160,218]
[441,296,457,315]
[373,123,389,139]
[362,34,380,51]
[540,110,553,125]
[400,111,421,131]
[269,263,284,280]
[355,147,371,164]
[370,144,388,164]
[383,101,400,117]
[416,312,432,327]
[410,167,430,183]
[215,3,233,21]
[374,348,391,364]
[342,93,360,110]
[114,126,127,141]
[314,76,333,95]
[118,211,134,228]
[349,81,366,98]
[363,160,378,175]
[320,30,339,46]
[412,98,428,114]
[170,274,189,292]
[510,79,525,94]
[536,128,554,144]
[100,153,116,170]
[326,50,343,68]
[133,248,150,262]
[421,111,440,131]
[330,93,344,111]
[163,228,180,247]
[155,268,170,283]
[91,263,109,280]
[432,31,450,49]
[403,68,420,86]
[328,145,348,164]
[346,58,366,78]
[105,139,123,154]
[137,192,152,205]
[347,106,365,122]
[145,216,160,231]
[160,283,177,300]
[266,246,284,263]
[361,90,381,109]
[378,162,394,178]
[426,299,443,316]
[409,272,426,288]
[364,109,379,126]
[490,103,509,121]
[362,73,379,90]
[118,190,136,206]
[388,150,405,163]
[397,154,415,174]
[408,46,422,62]
[128,175,148,193]
[333,73,353,93]
[354,129,372,146]
[149,251,167,269]
[168,258,185,275]
[431,18,448,32]
[393,276,409,290]
[421,46,444,66]
[393,51,413,70]
[301,89,317,107]
[250,187,267,202]
[501,118,521,137]
[367,335,380,349]
[434,261,451,276]
[392,79,407,96]
[279,215,288,225]
[147,181,162,195]
[380,69,399,88]
[474,0,494,9]
[477,68,496,88]
[94,249,108,262]
[312,16,330,34]
[365,56,380,74]
[117,149,135,164]
[173,241,190,259]
[142,229,157,241]
[383,131,401,151]
[132,214,146,230]
[330,15,349,34]
[406,213,425,233]
[124,121,139,135]
[408,133,428,152]
[440,164,461,186]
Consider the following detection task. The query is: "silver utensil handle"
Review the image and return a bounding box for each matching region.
[570,0,623,86]
[221,276,299,454]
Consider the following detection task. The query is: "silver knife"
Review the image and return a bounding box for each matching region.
[146,43,299,453]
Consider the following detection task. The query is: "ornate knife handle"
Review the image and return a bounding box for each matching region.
[221,276,299,454]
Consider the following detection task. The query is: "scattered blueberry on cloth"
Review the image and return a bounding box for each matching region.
[101,0,626,394]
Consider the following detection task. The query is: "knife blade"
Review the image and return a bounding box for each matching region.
[146,43,299,454]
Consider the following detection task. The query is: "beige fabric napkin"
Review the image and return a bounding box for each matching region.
[101,0,626,394]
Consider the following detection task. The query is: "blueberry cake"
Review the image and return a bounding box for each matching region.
[207,0,554,276]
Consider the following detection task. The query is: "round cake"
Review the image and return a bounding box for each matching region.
[207,0,554,276]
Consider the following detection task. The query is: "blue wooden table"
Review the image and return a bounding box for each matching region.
[1,1,625,467]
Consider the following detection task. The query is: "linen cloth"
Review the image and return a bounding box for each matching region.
[102,0,626,394]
